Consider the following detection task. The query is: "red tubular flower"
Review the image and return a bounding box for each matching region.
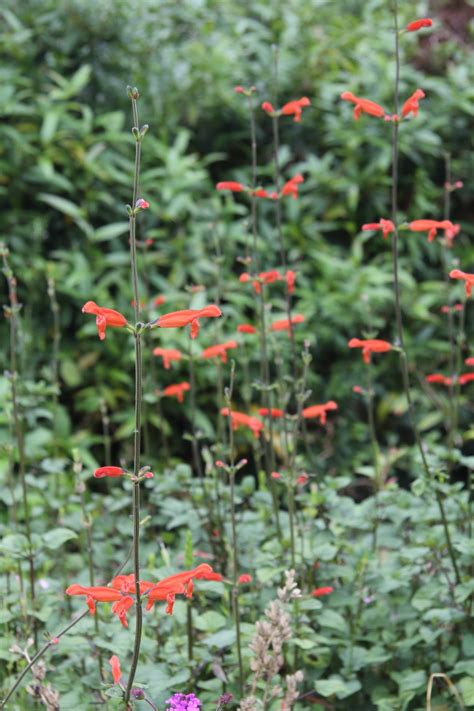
[153,347,182,369]
[286,270,296,294]
[157,305,221,338]
[426,374,452,386]
[109,655,121,685]
[362,219,395,239]
[401,89,425,118]
[270,314,305,332]
[348,338,392,364]
[465,357,474,367]
[302,401,338,424]
[281,174,304,199]
[259,407,284,418]
[135,198,149,209]
[449,269,474,297]
[111,595,134,628]
[406,18,433,32]
[163,382,190,403]
[154,295,166,306]
[260,269,283,285]
[252,188,271,199]
[271,471,282,479]
[312,586,334,597]
[459,373,474,385]
[261,101,275,115]
[340,92,386,120]
[238,574,252,584]
[237,324,257,334]
[94,466,124,479]
[146,564,222,613]
[216,181,246,192]
[202,340,238,364]
[220,408,264,439]
[82,301,128,341]
[409,219,459,243]
[441,304,463,313]
[281,97,311,122]
[296,474,308,486]
[66,584,123,615]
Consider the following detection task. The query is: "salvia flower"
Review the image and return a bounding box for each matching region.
[262,97,311,122]
[94,466,124,479]
[166,693,202,711]
[362,219,395,239]
[220,408,264,439]
[426,374,452,386]
[216,181,246,192]
[401,89,425,118]
[259,407,284,418]
[163,382,191,403]
[409,219,459,243]
[441,304,463,313]
[135,198,149,210]
[238,574,252,584]
[406,18,433,32]
[82,301,128,341]
[465,357,474,367]
[302,401,338,424]
[312,586,334,597]
[449,269,474,297]
[202,340,238,363]
[270,314,305,332]
[348,338,392,363]
[340,92,386,120]
[281,174,304,199]
[237,323,257,334]
[459,373,474,385]
[146,564,222,613]
[157,305,221,338]
[286,270,296,294]
[153,347,183,369]
[109,655,121,685]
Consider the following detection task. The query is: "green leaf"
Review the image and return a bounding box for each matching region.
[315,677,361,699]
[42,528,77,550]
[92,222,129,242]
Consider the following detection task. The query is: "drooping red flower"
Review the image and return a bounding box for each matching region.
[216,181,246,192]
[285,270,296,294]
[65,584,123,616]
[146,564,222,613]
[238,574,252,584]
[281,174,304,199]
[459,373,474,386]
[262,97,310,122]
[302,401,338,424]
[220,408,264,439]
[449,269,474,297]
[426,374,452,387]
[135,198,149,210]
[362,219,395,239]
[340,92,386,120]
[111,595,135,628]
[240,270,283,294]
[348,338,392,364]
[202,340,238,364]
[270,314,305,332]
[153,347,183,369]
[401,89,425,118]
[163,382,191,403]
[82,301,128,341]
[311,586,334,597]
[237,324,257,334]
[109,655,121,685]
[465,357,474,367]
[261,101,275,115]
[157,305,222,338]
[94,466,125,479]
[409,219,459,243]
[259,407,284,418]
[406,18,433,32]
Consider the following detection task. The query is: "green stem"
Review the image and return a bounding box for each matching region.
[390,1,460,584]
[366,362,381,550]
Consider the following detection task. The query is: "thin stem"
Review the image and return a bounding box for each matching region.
[1,610,89,708]
[390,2,460,584]
[366,362,381,550]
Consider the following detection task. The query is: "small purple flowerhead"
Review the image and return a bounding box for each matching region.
[166,693,202,711]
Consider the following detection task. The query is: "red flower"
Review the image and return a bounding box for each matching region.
[259,407,284,418]
[94,466,124,479]
[202,340,238,364]
[340,92,386,120]
[271,471,282,479]
[111,595,135,628]
[135,198,149,210]
[234,86,245,94]
[302,401,338,424]
[154,295,166,306]
[286,270,296,294]
[450,269,474,297]
[348,338,392,364]
[163,382,191,403]
[296,474,308,486]
[353,385,363,394]
[237,324,257,334]
[459,373,474,386]
[362,219,395,239]
[220,408,264,439]
[238,574,252,584]
[157,305,221,338]
[409,219,459,243]
[281,174,304,199]
[465,357,474,367]
[216,181,246,192]
[82,301,128,341]
[401,89,425,118]
[65,584,123,616]
[441,303,463,313]
[153,347,182,369]
[109,655,121,685]
[406,18,433,32]
[262,97,311,122]
[240,270,283,294]
[312,586,334,597]
[146,564,222,613]
[426,374,452,386]
[270,314,305,332]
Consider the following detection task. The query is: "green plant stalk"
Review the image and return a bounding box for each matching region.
[0,609,89,708]
[366,362,381,550]
[426,672,466,711]
[125,93,144,703]
[1,248,37,646]
[225,363,244,697]
[390,1,460,584]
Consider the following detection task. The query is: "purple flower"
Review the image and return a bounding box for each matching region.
[166,693,202,711]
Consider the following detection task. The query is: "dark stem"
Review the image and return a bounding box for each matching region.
[366,362,381,550]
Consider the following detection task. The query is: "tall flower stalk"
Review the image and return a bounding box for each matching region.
[389,3,460,584]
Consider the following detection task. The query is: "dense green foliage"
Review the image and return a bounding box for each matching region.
[0,0,473,709]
